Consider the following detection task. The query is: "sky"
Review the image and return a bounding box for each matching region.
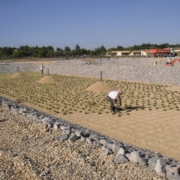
[0,0,180,50]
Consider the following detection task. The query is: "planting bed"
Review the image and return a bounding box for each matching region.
[1,71,180,179]
[1,72,180,116]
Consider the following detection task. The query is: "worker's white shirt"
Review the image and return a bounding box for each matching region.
[108,91,118,99]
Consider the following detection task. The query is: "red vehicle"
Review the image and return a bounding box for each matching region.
[151,48,176,57]
[165,58,180,66]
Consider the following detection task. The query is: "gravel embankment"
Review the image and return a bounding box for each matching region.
[1,58,180,85]
[1,97,180,180]
[0,107,166,180]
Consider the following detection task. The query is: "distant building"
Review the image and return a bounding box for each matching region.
[106,50,151,57]
[141,49,152,56]
[174,48,180,53]
[106,51,131,56]
[129,50,141,56]
[174,48,180,56]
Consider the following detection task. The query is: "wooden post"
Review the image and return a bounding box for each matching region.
[100,71,102,82]
[47,68,49,76]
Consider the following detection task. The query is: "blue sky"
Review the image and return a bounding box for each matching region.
[0,0,180,50]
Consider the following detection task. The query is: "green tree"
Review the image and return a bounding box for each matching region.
[19,45,30,56]
[108,47,116,51]
[13,50,23,58]
[116,45,124,50]
[56,47,63,52]
[55,48,64,57]
[38,47,47,57]
[64,46,71,52]
[2,47,14,56]
[75,44,80,51]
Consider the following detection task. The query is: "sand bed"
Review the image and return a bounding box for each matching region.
[57,109,180,161]
[1,71,180,163]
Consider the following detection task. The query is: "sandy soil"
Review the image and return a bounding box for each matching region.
[35,76,180,161]
[56,109,180,161]
[6,94,179,162]
[3,58,56,64]
[1,69,180,163]
[165,85,180,92]
[15,60,55,64]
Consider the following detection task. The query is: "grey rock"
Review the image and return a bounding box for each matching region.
[11,107,18,113]
[74,130,82,137]
[56,134,69,142]
[112,143,120,153]
[107,143,114,150]
[60,126,68,130]
[26,113,35,119]
[41,117,51,123]
[114,155,129,164]
[93,141,101,147]
[89,134,99,141]
[39,114,44,119]
[69,135,79,143]
[81,136,86,142]
[81,130,90,137]
[4,104,11,110]
[54,122,60,130]
[129,151,141,164]
[166,166,180,180]
[70,128,75,133]
[155,159,166,177]
[22,112,27,116]
[148,156,158,170]
[126,153,130,160]
[19,108,26,114]
[139,157,148,166]
[99,139,107,147]
[101,148,111,156]
[116,148,126,156]
[44,121,53,128]
[65,129,71,135]
[86,137,93,144]
[32,115,39,122]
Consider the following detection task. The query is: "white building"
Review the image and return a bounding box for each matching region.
[106,51,131,56]
[106,50,151,57]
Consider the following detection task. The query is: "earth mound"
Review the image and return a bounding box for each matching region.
[11,73,28,79]
[86,82,116,93]
[37,75,58,84]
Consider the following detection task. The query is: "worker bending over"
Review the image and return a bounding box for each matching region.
[107,90,123,113]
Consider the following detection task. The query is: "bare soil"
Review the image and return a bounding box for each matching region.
[86,82,117,93]
[37,75,59,84]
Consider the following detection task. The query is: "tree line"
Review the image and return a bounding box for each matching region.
[0,43,180,59]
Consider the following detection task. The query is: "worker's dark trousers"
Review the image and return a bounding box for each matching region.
[107,96,116,112]
[41,69,43,75]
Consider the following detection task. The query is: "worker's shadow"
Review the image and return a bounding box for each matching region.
[116,105,144,112]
